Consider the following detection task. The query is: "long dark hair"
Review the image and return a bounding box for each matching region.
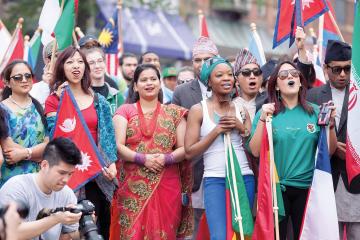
[0,107,8,140]
[267,61,313,115]
[126,64,163,104]
[1,60,47,129]
[50,46,91,94]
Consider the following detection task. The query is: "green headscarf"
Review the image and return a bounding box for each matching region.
[200,56,232,87]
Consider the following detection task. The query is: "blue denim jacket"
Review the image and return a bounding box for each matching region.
[47,93,118,201]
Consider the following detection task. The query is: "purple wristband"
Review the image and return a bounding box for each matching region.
[164,153,175,166]
[134,153,146,165]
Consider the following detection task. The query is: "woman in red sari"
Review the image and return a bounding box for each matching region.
[110,64,192,240]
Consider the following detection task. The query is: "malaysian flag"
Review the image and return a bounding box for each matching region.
[98,9,122,77]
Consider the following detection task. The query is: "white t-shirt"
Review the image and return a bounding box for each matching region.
[0,173,78,240]
[330,85,345,129]
[200,100,253,178]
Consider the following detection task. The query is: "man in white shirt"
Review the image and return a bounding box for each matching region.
[0,137,83,240]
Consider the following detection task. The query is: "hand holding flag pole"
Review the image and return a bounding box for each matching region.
[75,27,84,38]
[265,115,280,240]
[224,132,245,240]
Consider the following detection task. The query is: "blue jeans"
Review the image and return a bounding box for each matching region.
[203,175,255,240]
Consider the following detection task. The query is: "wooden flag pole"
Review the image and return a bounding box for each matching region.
[328,11,345,42]
[225,133,245,240]
[72,30,79,48]
[198,9,203,37]
[318,15,324,63]
[49,0,65,74]
[266,116,280,240]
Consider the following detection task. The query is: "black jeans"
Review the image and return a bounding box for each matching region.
[85,181,110,240]
[279,186,309,240]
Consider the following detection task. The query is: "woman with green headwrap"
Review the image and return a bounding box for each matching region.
[185,56,254,239]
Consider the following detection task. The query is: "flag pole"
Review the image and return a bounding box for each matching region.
[318,15,324,64]
[72,30,79,48]
[117,0,123,60]
[49,0,65,74]
[250,22,266,65]
[198,9,203,37]
[23,35,30,61]
[225,133,245,240]
[266,116,280,240]
[328,11,345,42]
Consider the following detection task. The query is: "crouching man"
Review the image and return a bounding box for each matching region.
[0,137,82,240]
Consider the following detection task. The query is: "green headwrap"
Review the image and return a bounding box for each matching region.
[200,56,232,87]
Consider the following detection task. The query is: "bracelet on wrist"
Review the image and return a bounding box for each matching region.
[25,148,32,160]
[259,118,266,123]
[134,153,146,165]
[164,153,175,166]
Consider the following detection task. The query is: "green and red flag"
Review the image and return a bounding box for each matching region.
[225,134,253,239]
[346,0,360,192]
[54,0,79,50]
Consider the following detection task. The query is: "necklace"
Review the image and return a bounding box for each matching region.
[137,100,161,138]
[9,95,32,110]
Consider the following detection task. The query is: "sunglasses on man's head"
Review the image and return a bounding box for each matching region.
[10,73,33,82]
[327,65,351,75]
[237,68,262,77]
[277,69,300,80]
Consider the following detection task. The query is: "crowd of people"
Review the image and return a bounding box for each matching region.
[0,25,355,240]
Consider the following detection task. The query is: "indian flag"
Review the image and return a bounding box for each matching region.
[224,134,253,239]
[346,0,360,192]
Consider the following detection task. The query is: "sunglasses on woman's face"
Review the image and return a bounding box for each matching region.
[278,69,300,80]
[10,73,33,82]
[237,68,262,77]
[327,65,351,75]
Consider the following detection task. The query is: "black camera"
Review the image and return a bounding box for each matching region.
[318,102,334,126]
[72,200,103,240]
[0,200,29,219]
[36,200,103,240]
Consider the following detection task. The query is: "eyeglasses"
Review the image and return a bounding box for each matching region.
[10,73,33,82]
[278,69,300,80]
[237,68,262,77]
[327,65,351,75]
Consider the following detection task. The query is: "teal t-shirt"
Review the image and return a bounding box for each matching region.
[250,103,320,189]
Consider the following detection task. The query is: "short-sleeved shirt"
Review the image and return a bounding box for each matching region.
[0,173,78,240]
[45,94,98,143]
[250,103,320,189]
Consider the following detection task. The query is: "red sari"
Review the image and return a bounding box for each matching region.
[110,103,193,240]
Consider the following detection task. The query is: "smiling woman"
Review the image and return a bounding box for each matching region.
[110,64,191,240]
[0,60,49,187]
[184,56,254,240]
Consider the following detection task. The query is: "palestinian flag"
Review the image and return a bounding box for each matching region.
[224,134,253,239]
[54,0,79,50]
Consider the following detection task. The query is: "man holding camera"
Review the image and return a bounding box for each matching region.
[0,137,82,240]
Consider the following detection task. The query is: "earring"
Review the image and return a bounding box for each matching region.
[276,89,281,101]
